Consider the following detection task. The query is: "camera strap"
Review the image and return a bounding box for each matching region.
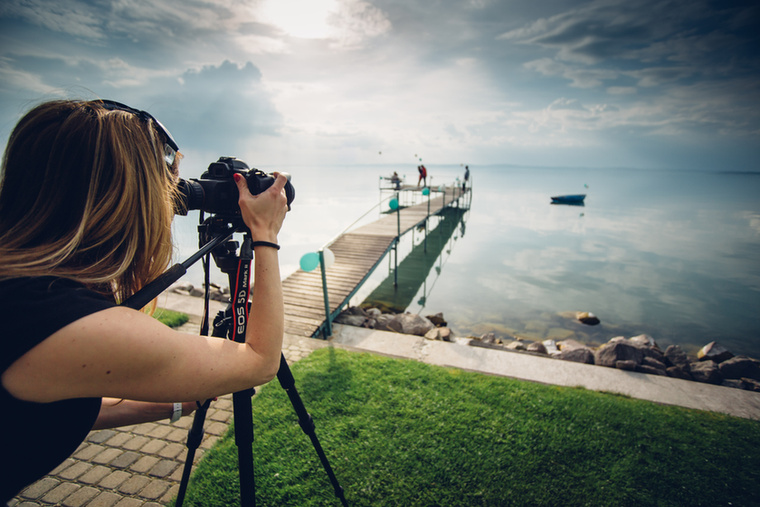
[230,235,253,343]
[230,257,251,344]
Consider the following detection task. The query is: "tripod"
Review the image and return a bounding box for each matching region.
[122,217,348,506]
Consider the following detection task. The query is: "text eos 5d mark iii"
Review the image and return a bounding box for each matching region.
[175,156,295,216]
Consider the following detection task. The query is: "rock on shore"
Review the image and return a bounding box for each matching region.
[335,306,760,393]
[170,282,229,301]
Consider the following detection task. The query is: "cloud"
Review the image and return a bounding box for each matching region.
[502,0,760,75]
[0,57,58,94]
[0,0,106,39]
[327,0,392,49]
[147,60,283,157]
[524,57,617,88]
[0,0,758,170]
[607,86,636,95]
[547,97,587,112]
[494,0,760,155]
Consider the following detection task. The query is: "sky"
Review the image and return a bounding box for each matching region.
[0,0,758,174]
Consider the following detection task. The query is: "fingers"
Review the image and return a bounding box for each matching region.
[233,172,288,242]
[269,172,290,202]
[233,172,250,198]
[234,172,288,201]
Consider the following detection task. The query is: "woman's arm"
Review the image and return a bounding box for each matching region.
[92,398,198,430]
[233,172,287,377]
[1,174,289,404]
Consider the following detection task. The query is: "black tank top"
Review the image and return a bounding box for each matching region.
[1,277,114,502]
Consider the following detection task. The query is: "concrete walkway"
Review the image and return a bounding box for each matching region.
[10,293,760,506]
[330,324,760,420]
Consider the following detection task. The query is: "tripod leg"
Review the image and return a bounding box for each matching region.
[233,388,256,507]
[277,354,349,507]
[175,399,212,507]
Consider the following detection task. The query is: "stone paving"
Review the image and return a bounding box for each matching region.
[11,292,760,505]
[9,327,329,507]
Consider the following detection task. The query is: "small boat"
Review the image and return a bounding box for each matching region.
[551,194,586,205]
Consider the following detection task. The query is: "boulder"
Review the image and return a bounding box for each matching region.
[374,314,403,333]
[697,341,734,363]
[557,339,587,351]
[575,312,600,326]
[542,339,560,356]
[595,341,644,368]
[641,356,667,373]
[615,360,638,371]
[559,348,595,364]
[396,313,435,336]
[664,345,691,370]
[666,366,693,381]
[741,378,760,392]
[527,341,548,355]
[576,311,600,325]
[506,340,527,351]
[629,334,658,348]
[690,360,724,385]
[639,346,667,365]
[426,312,447,327]
[334,313,368,327]
[480,333,497,344]
[638,364,667,376]
[425,327,453,342]
[722,379,745,389]
[718,356,760,381]
[171,282,195,293]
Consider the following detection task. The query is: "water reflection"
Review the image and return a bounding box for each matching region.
[173,165,760,358]
[360,207,468,313]
[399,168,760,357]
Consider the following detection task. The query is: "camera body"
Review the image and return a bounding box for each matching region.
[175,157,294,216]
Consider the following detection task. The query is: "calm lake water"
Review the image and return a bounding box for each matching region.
[172,164,760,358]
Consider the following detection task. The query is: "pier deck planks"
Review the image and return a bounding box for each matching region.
[282,187,466,337]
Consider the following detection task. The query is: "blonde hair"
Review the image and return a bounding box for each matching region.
[0,99,180,302]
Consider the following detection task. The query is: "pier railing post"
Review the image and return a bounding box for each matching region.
[425,188,430,253]
[394,191,400,287]
[319,249,332,338]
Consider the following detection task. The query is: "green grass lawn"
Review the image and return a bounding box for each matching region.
[154,307,189,328]
[175,347,760,506]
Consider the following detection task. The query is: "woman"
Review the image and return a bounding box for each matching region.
[0,99,289,501]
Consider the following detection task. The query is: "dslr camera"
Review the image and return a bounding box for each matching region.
[175,157,295,216]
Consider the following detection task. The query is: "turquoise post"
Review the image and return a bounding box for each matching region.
[319,249,332,338]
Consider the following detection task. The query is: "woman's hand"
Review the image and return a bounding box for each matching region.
[234,172,289,243]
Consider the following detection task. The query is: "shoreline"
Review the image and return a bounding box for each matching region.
[335,306,760,394]
[163,285,760,394]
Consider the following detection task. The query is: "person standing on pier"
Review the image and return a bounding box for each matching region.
[463,165,470,192]
[417,165,428,187]
[391,171,401,190]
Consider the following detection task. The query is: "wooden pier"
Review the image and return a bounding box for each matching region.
[282,187,469,337]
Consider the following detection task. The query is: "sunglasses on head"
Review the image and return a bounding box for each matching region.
[98,100,179,168]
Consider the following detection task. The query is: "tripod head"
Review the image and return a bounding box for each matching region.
[198,215,251,274]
